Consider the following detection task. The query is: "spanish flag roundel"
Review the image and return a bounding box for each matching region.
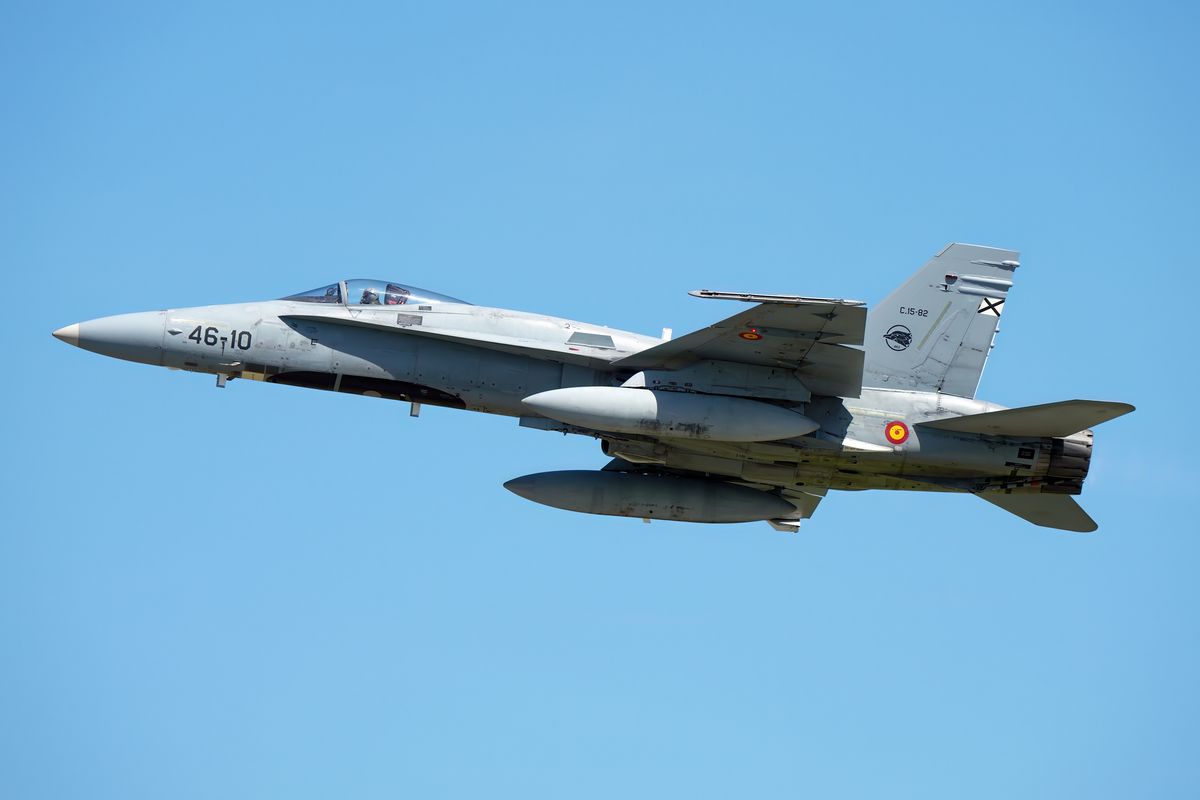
[885,420,909,445]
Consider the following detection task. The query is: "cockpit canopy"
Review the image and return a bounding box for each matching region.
[281,280,469,306]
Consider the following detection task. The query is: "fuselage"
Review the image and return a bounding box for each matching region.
[53,291,1088,500]
[55,246,1130,532]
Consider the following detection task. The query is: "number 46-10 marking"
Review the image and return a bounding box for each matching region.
[188,325,252,351]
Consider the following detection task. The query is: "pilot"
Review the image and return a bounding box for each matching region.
[360,288,381,305]
[385,284,411,305]
[323,285,340,303]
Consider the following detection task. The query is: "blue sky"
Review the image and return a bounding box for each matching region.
[3,2,1198,797]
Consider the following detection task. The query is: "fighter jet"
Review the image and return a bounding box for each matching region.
[53,244,1132,532]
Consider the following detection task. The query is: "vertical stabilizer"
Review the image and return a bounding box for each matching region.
[863,243,1019,398]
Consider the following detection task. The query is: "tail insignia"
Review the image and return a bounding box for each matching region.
[977,297,1004,316]
[883,325,913,351]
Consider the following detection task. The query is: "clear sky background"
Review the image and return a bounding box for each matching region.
[3,2,1198,797]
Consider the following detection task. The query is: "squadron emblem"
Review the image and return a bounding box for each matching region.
[883,324,912,351]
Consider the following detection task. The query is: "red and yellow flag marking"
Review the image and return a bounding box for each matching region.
[885,420,909,445]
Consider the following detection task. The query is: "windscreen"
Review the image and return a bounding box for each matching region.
[281,283,342,304]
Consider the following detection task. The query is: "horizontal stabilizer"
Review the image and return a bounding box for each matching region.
[917,400,1134,437]
[977,492,1097,532]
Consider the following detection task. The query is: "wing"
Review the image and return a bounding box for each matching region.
[614,293,867,398]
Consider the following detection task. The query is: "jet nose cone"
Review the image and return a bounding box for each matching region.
[52,323,81,346]
[59,311,167,365]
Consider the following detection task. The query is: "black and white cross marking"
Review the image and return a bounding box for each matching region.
[977,297,1004,317]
